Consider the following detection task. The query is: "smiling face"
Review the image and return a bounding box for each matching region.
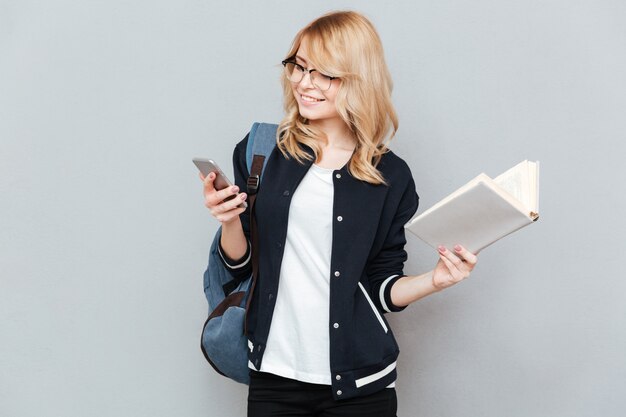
[290,39,342,126]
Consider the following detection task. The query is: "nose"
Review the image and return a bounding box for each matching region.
[299,71,315,89]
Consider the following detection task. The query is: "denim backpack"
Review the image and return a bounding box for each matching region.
[200,122,277,385]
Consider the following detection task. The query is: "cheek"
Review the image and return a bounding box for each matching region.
[322,87,339,109]
[291,84,300,98]
[323,89,337,102]
[322,94,338,115]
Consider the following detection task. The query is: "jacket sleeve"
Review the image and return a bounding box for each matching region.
[366,175,419,313]
[216,134,253,282]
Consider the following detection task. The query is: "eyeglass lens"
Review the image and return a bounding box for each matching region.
[284,62,332,91]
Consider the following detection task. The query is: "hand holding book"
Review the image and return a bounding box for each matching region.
[391,161,539,304]
[391,161,539,305]
[432,244,478,290]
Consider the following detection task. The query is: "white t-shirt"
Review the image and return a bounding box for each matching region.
[259,163,334,385]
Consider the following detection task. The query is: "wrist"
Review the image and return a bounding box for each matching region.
[221,215,242,228]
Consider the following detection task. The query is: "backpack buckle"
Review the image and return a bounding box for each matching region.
[247,175,260,195]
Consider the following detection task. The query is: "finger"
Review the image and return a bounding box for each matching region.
[438,245,464,269]
[438,254,455,273]
[438,255,461,281]
[198,172,206,181]
[219,192,248,212]
[204,179,238,208]
[213,185,241,204]
[209,191,246,214]
[439,254,465,282]
[203,172,216,193]
[453,244,478,266]
[215,206,246,223]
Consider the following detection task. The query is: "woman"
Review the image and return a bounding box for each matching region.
[200,10,477,417]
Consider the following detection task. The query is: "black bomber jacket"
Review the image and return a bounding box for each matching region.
[218,134,419,400]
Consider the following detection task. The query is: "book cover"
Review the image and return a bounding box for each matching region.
[404,161,539,254]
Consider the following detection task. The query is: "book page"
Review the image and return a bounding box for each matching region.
[493,160,537,211]
[531,161,540,213]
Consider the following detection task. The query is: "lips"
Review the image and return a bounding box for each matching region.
[300,93,325,103]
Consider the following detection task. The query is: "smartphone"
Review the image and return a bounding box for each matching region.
[193,157,248,209]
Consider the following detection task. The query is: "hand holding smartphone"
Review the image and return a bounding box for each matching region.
[193,158,248,209]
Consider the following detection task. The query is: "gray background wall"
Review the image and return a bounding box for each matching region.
[1,1,624,416]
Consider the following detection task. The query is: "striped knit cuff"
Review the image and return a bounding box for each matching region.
[379,275,407,313]
[217,239,251,270]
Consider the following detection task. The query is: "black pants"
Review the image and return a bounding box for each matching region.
[247,371,397,417]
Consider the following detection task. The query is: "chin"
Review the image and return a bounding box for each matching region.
[298,107,330,121]
[297,108,316,120]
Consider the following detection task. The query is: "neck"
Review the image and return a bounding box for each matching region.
[310,118,356,150]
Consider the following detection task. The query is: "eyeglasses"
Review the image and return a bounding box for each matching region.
[281,60,337,91]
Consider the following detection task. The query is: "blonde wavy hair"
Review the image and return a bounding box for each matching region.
[277,11,398,185]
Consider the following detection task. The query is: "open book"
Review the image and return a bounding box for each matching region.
[404,160,540,254]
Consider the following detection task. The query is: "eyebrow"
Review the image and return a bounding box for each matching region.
[295,55,308,65]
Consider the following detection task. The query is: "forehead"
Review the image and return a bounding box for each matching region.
[292,33,339,74]
[294,37,317,66]
[295,42,310,62]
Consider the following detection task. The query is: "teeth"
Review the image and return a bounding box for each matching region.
[301,94,323,102]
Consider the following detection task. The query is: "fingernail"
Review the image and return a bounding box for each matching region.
[438,245,446,253]
[454,245,462,252]
[231,186,239,192]
[209,173,214,179]
[240,193,247,200]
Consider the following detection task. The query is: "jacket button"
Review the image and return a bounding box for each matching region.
[336,173,342,179]
[268,293,274,301]
[337,390,343,396]
[334,271,340,277]
[336,216,343,222]
[257,345,262,352]
[336,375,341,381]
[283,190,290,196]
[333,323,339,329]
[276,242,282,248]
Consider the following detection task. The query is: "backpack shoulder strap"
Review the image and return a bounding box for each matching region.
[245,122,278,181]
[242,123,277,334]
